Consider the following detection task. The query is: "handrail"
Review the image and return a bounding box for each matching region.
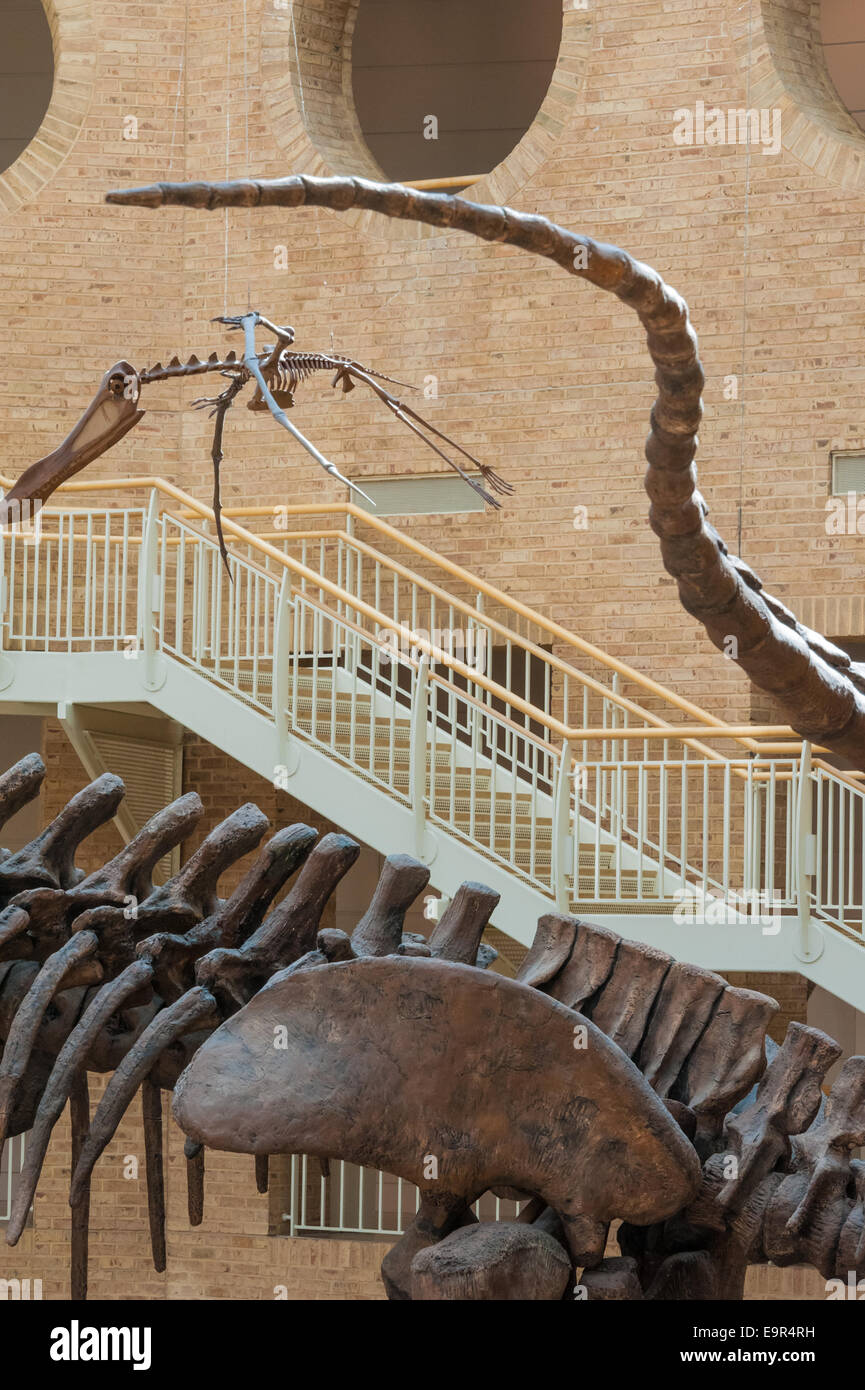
[163,509,820,753]
[403,175,483,190]
[0,469,808,761]
[290,584,564,763]
[230,525,735,762]
[162,507,576,745]
[206,501,770,753]
[285,587,813,760]
[538,724,825,745]
[2,474,759,742]
[216,523,829,760]
[812,757,865,792]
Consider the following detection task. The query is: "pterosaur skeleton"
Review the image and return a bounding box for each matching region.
[1,309,512,572]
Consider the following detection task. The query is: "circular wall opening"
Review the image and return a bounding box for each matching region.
[350,0,564,185]
[821,0,865,130]
[0,0,54,175]
[261,0,590,238]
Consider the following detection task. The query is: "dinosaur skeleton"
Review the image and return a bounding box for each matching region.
[0,309,512,573]
[0,178,861,1299]
[102,174,865,771]
[0,751,863,1301]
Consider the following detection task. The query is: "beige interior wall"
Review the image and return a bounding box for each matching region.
[0,0,53,174]
[822,0,865,127]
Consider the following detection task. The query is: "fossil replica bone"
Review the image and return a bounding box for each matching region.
[1,308,511,573]
[0,754,862,1302]
[173,953,703,1269]
[101,175,865,769]
[0,177,860,1302]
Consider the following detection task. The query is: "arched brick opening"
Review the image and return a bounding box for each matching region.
[731,0,865,192]
[821,0,865,130]
[0,0,96,218]
[350,0,564,186]
[0,0,54,177]
[261,0,592,242]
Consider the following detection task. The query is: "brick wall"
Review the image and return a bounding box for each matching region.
[1,0,861,1300]
[726,971,812,1046]
[4,1,865,715]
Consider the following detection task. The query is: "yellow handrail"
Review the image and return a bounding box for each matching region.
[0,470,807,762]
[403,175,483,190]
[289,589,811,756]
[812,757,865,790]
[3,476,761,741]
[556,725,824,744]
[226,526,738,761]
[203,501,773,754]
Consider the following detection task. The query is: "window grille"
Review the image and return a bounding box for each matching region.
[281,1156,525,1238]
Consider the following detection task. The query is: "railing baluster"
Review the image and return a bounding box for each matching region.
[722,761,731,904]
[10,489,865,970]
[553,740,573,911]
[766,764,776,912]
[410,657,430,858]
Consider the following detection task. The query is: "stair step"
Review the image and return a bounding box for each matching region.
[451,819,554,843]
[295,695,376,715]
[296,719,413,742]
[568,900,678,914]
[202,663,665,897]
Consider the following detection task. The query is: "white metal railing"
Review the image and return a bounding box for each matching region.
[2,508,144,654]
[230,514,741,765]
[809,759,865,944]
[0,1134,25,1224]
[0,488,855,937]
[563,751,800,909]
[284,1155,524,1239]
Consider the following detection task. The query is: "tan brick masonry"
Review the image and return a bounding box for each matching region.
[1,0,861,1298]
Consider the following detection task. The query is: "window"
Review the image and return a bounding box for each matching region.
[0,1134,26,1227]
[351,0,563,183]
[822,0,865,130]
[355,474,485,517]
[831,450,865,495]
[0,1,54,175]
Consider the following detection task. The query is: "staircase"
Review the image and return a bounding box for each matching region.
[1,474,864,1009]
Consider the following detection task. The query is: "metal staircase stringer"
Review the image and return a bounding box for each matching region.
[144,661,862,1008]
[0,648,862,1013]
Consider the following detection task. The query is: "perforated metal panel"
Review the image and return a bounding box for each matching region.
[86,732,183,882]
